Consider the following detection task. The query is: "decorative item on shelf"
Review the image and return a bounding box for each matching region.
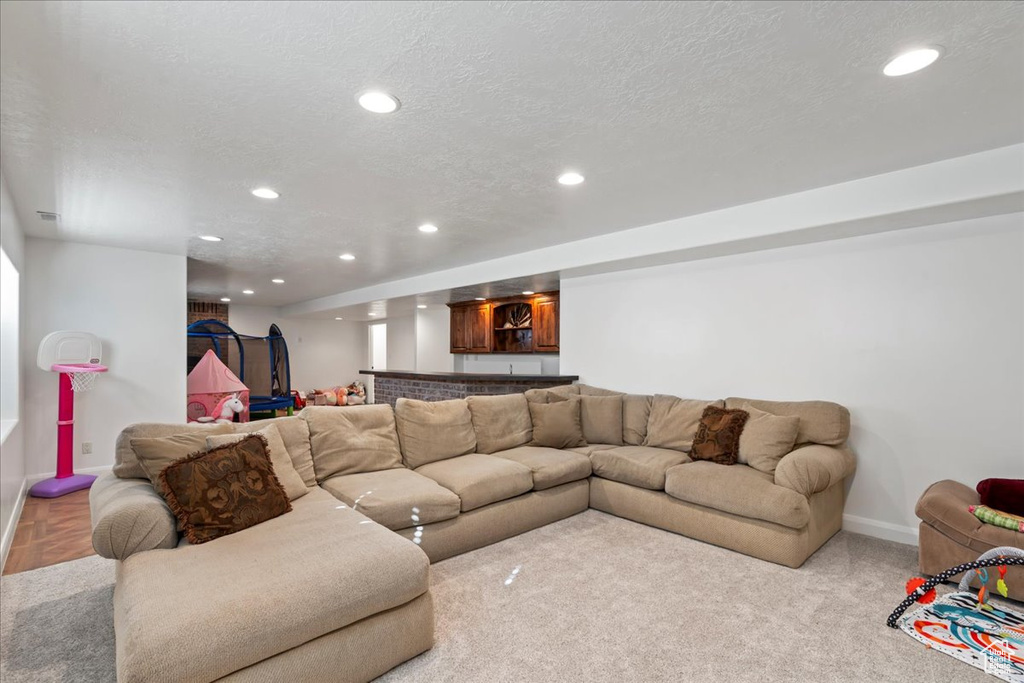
[508,303,532,328]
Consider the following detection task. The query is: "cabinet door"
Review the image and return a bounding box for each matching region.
[533,298,559,351]
[465,303,492,353]
[450,305,469,352]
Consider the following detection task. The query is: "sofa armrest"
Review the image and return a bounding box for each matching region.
[90,471,178,560]
[774,445,855,497]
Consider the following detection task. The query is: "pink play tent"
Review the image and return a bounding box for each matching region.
[187,349,250,423]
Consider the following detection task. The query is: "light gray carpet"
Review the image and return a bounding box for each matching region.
[0,511,1003,682]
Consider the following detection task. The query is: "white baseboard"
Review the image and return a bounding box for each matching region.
[25,464,112,487]
[843,513,919,546]
[0,478,28,574]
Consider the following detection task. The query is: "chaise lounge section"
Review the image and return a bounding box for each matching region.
[91,384,854,682]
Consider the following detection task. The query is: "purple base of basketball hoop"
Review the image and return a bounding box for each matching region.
[28,473,98,498]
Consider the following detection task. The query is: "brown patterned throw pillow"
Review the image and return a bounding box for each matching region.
[690,406,749,465]
[158,434,292,544]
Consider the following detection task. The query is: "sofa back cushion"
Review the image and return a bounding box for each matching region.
[116,422,234,480]
[622,394,652,446]
[303,405,404,481]
[725,397,850,446]
[577,384,625,397]
[395,398,477,469]
[230,415,316,487]
[644,395,725,452]
[524,384,580,403]
[466,394,533,454]
[580,395,623,445]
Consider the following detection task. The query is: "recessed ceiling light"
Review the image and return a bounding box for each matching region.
[357,91,400,114]
[474,297,486,301]
[368,312,378,316]
[522,291,535,295]
[242,289,254,295]
[339,253,356,261]
[557,172,585,186]
[883,48,941,76]
[251,187,280,199]
[335,317,344,321]
[417,304,427,309]
[199,235,223,242]
[272,278,285,284]
[418,223,438,233]
[220,297,231,302]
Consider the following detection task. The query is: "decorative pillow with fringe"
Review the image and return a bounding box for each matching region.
[158,434,292,544]
[690,406,749,465]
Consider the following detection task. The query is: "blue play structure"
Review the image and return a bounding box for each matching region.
[187,320,294,413]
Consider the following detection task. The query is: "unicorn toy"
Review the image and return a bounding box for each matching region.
[196,393,244,424]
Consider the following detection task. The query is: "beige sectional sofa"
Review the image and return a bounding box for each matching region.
[91,384,854,682]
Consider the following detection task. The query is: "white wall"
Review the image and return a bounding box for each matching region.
[560,213,1024,543]
[0,173,27,567]
[228,305,367,391]
[415,307,453,373]
[23,239,187,477]
[384,315,416,371]
[455,353,560,375]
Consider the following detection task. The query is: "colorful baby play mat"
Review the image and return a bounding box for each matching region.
[897,592,1024,682]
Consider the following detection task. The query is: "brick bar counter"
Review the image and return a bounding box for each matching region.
[362,370,580,407]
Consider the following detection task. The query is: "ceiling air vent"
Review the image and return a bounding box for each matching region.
[36,211,60,222]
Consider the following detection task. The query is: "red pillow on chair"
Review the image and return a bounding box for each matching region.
[976,478,1024,517]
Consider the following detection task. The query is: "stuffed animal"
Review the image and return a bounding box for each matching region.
[196,393,244,424]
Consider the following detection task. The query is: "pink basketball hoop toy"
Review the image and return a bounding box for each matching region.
[31,331,108,498]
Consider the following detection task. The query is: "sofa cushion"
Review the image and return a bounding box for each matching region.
[395,398,476,469]
[580,395,624,446]
[622,394,652,446]
[915,479,1024,549]
[725,397,850,446]
[565,444,618,457]
[320,468,461,530]
[689,406,749,466]
[524,384,580,403]
[130,431,219,484]
[158,434,292,545]
[577,384,625,397]
[415,453,533,511]
[115,422,235,480]
[664,461,810,529]
[466,394,533,454]
[231,415,316,487]
[304,405,404,481]
[644,395,724,452]
[528,396,587,448]
[490,446,592,490]
[590,445,690,490]
[207,423,309,500]
[114,488,428,683]
[737,406,800,475]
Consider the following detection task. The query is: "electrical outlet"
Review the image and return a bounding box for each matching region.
[82,441,92,455]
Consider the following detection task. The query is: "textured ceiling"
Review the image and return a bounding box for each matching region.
[2,1,1022,308]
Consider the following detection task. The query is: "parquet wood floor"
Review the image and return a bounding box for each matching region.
[3,489,95,575]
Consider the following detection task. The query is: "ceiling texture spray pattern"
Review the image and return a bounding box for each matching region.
[1,1,1022,308]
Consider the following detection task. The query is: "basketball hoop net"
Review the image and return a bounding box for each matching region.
[52,363,108,392]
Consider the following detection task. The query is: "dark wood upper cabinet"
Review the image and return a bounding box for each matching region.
[532,296,559,352]
[448,292,558,354]
[449,301,491,353]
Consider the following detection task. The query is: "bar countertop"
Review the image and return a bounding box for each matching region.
[360,369,578,382]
